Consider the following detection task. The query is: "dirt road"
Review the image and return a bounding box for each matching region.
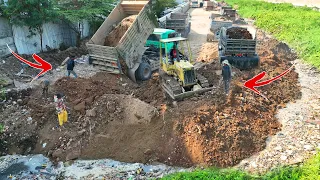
[188,8,219,63]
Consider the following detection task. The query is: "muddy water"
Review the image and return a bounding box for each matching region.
[0,154,188,179]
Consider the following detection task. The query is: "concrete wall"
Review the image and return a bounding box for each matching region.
[0,17,16,58]
[0,17,91,56]
[158,2,190,23]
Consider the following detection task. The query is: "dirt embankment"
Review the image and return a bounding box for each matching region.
[104,15,137,47]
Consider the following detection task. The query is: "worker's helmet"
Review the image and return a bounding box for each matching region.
[222,60,229,65]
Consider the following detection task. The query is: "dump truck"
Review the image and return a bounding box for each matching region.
[86,0,157,82]
[161,12,191,38]
[218,26,259,69]
[207,14,232,42]
[220,6,236,21]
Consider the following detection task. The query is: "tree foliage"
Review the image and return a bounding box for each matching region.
[154,0,177,17]
[55,0,115,22]
[4,0,59,51]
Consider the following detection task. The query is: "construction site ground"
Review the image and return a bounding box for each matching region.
[0,7,319,176]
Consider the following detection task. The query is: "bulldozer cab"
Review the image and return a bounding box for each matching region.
[159,37,193,69]
[159,37,196,87]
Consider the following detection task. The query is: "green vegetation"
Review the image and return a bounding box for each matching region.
[162,168,255,180]
[0,123,3,133]
[55,0,116,46]
[154,0,177,17]
[5,0,58,52]
[162,152,320,179]
[223,0,320,68]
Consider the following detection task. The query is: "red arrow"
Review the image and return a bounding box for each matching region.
[244,64,295,99]
[7,44,52,82]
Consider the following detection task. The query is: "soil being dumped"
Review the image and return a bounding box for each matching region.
[196,42,219,63]
[0,31,301,168]
[227,27,253,39]
[104,15,137,47]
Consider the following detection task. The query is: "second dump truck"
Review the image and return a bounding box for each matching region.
[218,26,259,69]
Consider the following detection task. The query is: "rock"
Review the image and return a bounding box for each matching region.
[144,149,153,155]
[66,150,80,161]
[74,101,86,111]
[0,75,13,87]
[85,96,95,105]
[17,99,23,105]
[73,99,82,105]
[78,129,86,135]
[27,117,32,121]
[280,155,287,161]
[274,146,282,151]
[172,101,178,107]
[86,109,96,117]
[52,149,63,157]
[303,144,314,151]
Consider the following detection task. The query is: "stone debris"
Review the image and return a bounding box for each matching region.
[236,58,320,174]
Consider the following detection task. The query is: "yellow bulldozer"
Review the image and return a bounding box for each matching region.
[159,37,214,100]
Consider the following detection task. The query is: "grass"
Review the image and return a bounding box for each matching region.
[161,152,320,179]
[0,123,3,133]
[221,0,320,68]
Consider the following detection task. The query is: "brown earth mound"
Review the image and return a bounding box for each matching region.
[196,42,219,63]
[104,15,137,47]
[227,27,253,39]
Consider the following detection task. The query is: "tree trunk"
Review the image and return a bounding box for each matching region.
[39,27,43,52]
[76,32,81,47]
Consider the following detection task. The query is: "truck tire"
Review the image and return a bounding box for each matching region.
[136,62,152,81]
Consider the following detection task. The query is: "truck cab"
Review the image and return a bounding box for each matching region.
[145,28,179,54]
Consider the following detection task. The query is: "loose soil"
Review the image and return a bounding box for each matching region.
[0,8,301,168]
[227,27,253,39]
[104,15,137,47]
[196,42,219,63]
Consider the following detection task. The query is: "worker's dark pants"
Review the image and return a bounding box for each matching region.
[42,87,48,97]
[224,79,231,94]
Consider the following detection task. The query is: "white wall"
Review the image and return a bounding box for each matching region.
[0,17,16,57]
[9,20,90,55]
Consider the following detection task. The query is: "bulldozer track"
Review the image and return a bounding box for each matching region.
[159,71,182,99]
[197,74,210,88]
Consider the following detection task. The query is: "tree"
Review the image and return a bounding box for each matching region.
[5,0,58,52]
[55,0,115,47]
[154,0,177,17]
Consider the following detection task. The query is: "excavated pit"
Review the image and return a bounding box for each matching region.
[0,33,301,167]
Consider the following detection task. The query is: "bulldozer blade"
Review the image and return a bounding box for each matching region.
[163,84,215,101]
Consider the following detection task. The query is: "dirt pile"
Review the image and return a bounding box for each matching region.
[104,15,137,47]
[227,27,253,39]
[174,35,301,167]
[196,43,219,63]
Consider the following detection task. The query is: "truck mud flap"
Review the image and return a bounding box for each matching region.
[163,85,215,101]
[128,63,140,82]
